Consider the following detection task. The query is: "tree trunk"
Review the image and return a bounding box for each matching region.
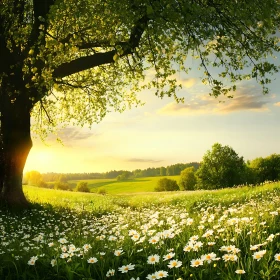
[0,99,32,209]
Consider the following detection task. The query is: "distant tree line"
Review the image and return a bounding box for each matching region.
[36,162,200,182]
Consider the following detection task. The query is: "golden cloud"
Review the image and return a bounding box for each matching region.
[157,90,271,116]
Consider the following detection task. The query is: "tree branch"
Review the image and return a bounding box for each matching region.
[53,50,115,78]
[28,0,55,50]
[53,14,149,79]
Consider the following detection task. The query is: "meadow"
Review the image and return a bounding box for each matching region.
[65,176,181,194]
[1,182,280,279]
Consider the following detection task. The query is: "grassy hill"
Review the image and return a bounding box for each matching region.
[67,175,181,194]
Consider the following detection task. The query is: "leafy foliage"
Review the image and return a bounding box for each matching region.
[116,171,131,181]
[179,166,197,190]
[24,170,43,186]
[96,187,107,195]
[1,0,279,138]
[54,175,70,191]
[155,177,179,192]
[196,143,246,189]
[74,181,90,193]
[249,154,280,184]
[54,181,70,191]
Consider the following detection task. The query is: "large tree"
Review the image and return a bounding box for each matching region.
[196,143,246,189]
[0,0,279,207]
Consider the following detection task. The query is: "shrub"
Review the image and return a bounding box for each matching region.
[74,182,90,193]
[37,180,48,188]
[179,167,197,190]
[116,171,131,181]
[97,187,107,195]
[54,181,70,191]
[155,178,179,192]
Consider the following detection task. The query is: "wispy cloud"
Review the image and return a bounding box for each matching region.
[59,127,94,141]
[217,94,269,113]
[274,102,280,107]
[126,158,163,163]
[44,127,96,145]
[177,77,197,89]
[157,88,272,116]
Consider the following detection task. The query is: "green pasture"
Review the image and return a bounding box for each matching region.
[23,181,280,213]
[66,175,181,194]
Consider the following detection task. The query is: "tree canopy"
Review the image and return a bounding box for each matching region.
[179,166,197,190]
[2,0,280,135]
[0,0,279,207]
[196,143,246,189]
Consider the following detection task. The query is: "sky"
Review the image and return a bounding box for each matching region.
[24,57,280,174]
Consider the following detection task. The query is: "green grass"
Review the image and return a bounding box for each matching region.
[67,175,181,194]
[24,180,280,213]
[1,181,280,279]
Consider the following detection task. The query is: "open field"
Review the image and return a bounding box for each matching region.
[1,182,280,279]
[65,175,181,194]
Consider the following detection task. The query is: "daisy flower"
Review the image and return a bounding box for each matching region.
[60,253,69,259]
[50,259,57,267]
[27,256,38,266]
[87,257,98,264]
[147,254,160,264]
[190,258,203,267]
[163,252,175,261]
[83,244,92,251]
[253,250,266,261]
[201,252,217,263]
[114,249,124,256]
[167,259,182,268]
[149,236,160,244]
[155,270,168,278]
[274,253,280,261]
[58,238,68,244]
[183,244,193,252]
[106,269,115,277]
[131,234,140,241]
[235,269,246,274]
[146,274,157,280]
[118,263,135,273]
[193,241,203,251]
[222,254,238,262]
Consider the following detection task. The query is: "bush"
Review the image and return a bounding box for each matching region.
[74,182,90,193]
[37,180,48,188]
[116,171,131,181]
[97,187,107,195]
[179,167,197,190]
[155,178,179,192]
[54,181,70,191]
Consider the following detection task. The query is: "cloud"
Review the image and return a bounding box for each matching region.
[217,94,269,113]
[178,77,197,89]
[157,88,272,116]
[274,102,280,107]
[126,158,163,163]
[59,127,94,141]
[44,127,96,145]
